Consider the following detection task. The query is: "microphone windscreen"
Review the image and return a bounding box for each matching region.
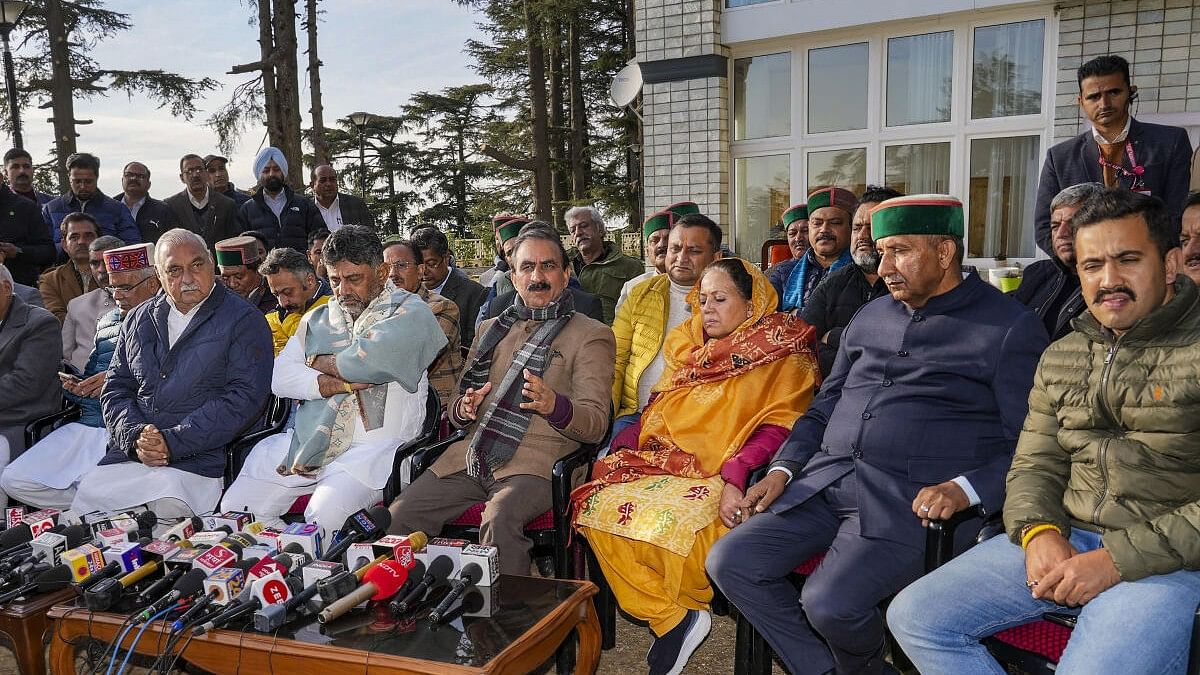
[136,511,158,531]
[282,542,304,555]
[428,556,454,582]
[62,525,89,548]
[363,560,409,600]
[0,524,32,547]
[37,564,73,590]
[214,525,233,535]
[460,563,483,586]
[237,558,259,573]
[174,569,208,596]
[365,506,391,534]
[408,559,426,580]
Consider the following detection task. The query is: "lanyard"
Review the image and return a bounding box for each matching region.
[1097,140,1145,189]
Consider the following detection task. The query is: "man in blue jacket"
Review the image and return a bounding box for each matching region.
[1,243,160,509]
[236,147,323,251]
[707,195,1049,675]
[42,152,140,253]
[71,229,273,520]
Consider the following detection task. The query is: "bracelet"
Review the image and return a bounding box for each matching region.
[1020,523,1062,550]
[343,381,353,395]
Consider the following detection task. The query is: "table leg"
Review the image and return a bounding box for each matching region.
[8,618,46,675]
[576,601,602,675]
[47,622,76,675]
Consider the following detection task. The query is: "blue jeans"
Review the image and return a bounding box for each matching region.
[887,528,1200,674]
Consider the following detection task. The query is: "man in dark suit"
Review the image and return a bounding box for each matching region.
[707,195,1049,675]
[0,182,54,286]
[163,154,240,253]
[310,164,375,231]
[115,161,173,244]
[0,263,62,461]
[413,226,488,348]
[1034,54,1192,256]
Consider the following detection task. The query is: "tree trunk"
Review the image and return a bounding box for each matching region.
[272,0,306,189]
[568,17,589,202]
[453,126,468,236]
[524,0,553,223]
[305,0,330,167]
[548,17,568,226]
[45,0,76,191]
[258,0,283,152]
[623,0,642,227]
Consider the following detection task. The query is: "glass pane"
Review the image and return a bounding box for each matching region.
[734,154,790,259]
[727,0,775,7]
[807,148,866,197]
[971,20,1044,119]
[884,142,952,195]
[887,32,953,126]
[808,43,868,133]
[967,136,1040,259]
[734,52,791,140]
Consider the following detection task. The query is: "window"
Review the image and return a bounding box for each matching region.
[968,136,1040,258]
[887,32,953,126]
[726,0,775,7]
[884,142,952,195]
[808,42,868,133]
[729,10,1052,262]
[734,52,791,140]
[971,20,1045,119]
[734,155,791,259]
[808,148,866,196]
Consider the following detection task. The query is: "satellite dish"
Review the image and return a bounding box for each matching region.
[610,61,643,108]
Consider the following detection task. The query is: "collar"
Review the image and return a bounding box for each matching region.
[263,189,288,206]
[188,187,210,210]
[315,194,340,211]
[901,270,975,316]
[1091,115,1133,145]
[668,279,693,296]
[163,281,216,316]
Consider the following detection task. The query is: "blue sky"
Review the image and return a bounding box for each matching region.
[14,0,484,195]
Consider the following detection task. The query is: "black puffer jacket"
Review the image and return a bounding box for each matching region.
[799,263,887,379]
[235,186,323,251]
[1008,258,1084,342]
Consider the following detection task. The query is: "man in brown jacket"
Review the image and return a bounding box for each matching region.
[388,228,615,575]
[889,188,1200,674]
[38,212,100,323]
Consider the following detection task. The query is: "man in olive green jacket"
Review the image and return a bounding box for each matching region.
[888,188,1200,674]
[565,205,645,325]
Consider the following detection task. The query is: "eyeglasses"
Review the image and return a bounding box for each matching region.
[182,167,205,175]
[110,275,155,295]
[390,262,414,270]
[123,172,148,180]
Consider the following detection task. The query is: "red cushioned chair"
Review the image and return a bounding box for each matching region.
[760,239,791,271]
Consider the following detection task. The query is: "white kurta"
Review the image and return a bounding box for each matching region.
[220,314,428,529]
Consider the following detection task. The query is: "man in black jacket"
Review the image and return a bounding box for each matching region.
[237,147,323,251]
[202,154,251,206]
[310,164,375,231]
[163,154,240,253]
[413,226,488,348]
[1010,182,1103,341]
[115,161,172,244]
[0,182,54,286]
[801,186,900,378]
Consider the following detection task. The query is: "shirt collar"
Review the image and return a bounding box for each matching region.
[188,187,210,210]
[1092,115,1133,144]
[163,281,216,316]
[316,194,339,212]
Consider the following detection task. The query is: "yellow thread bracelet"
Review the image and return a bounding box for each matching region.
[1021,523,1062,550]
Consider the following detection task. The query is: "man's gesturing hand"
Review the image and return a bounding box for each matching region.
[458,382,493,421]
[912,481,970,527]
[518,369,557,416]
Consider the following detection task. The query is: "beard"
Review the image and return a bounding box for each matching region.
[263,176,285,192]
[853,250,880,274]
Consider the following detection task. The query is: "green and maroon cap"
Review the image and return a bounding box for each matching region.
[870,194,964,240]
[782,204,807,226]
[664,201,701,219]
[493,215,529,243]
[807,186,857,218]
[642,210,675,239]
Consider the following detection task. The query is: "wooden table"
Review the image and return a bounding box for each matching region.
[0,587,76,675]
[47,575,601,674]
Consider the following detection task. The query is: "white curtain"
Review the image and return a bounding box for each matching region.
[887,32,953,126]
[972,136,1039,258]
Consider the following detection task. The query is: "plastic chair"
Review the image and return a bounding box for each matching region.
[760,239,791,270]
[24,399,82,450]
[222,395,293,487]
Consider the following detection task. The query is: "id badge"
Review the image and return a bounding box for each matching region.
[1134,189,1152,196]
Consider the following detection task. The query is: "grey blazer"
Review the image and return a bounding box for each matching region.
[0,295,63,454]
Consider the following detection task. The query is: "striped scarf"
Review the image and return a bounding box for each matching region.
[460,290,576,478]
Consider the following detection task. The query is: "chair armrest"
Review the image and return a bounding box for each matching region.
[551,442,600,524]
[925,505,985,573]
[224,398,292,484]
[24,403,81,449]
[408,428,468,480]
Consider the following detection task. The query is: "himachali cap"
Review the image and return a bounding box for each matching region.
[642,210,675,239]
[807,186,857,217]
[214,235,262,268]
[870,194,965,240]
[104,243,154,274]
[494,215,529,243]
[665,201,701,219]
[782,204,808,226]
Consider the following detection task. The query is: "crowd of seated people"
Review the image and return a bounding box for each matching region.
[1,52,1199,675]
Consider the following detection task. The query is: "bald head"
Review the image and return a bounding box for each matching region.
[311,164,338,206]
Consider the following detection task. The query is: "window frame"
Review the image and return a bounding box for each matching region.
[727,6,1058,266]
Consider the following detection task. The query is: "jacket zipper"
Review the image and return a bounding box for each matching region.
[1035,270,1065,319]
[1092,342,1119,523]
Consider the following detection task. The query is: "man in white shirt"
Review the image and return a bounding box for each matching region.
[309,164,374,232]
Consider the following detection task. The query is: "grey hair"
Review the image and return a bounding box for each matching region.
[0,263,11,288]
[511,227,569,267]
[154,228,211,267]
[1051,183,1107,213]
[89,235,125,253]
[564,205,603,228]
[259,246,316,279]
[323,224,384,268]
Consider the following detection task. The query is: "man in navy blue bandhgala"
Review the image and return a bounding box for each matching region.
[707,194,1049,675]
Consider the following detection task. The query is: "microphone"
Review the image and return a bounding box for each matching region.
[428,563,483,624]
[194,576,303,635]
[255,552,384,632]
[3,527,86,583]
[173,561,254,631]
[0,564,73,604]
[136,568,206,621]
[0,524,33,552]
[317,560,410,624]
[390,555,452,617]
[135,568,184,606]
[83,561,163,611]
[135,511,158,540]
[319,506,392,563]
[162,517,202,543]
[75,561,122,592]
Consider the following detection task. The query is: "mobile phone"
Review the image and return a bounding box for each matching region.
[58,371,81,382]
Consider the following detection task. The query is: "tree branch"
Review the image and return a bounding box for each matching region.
[479,143,535,171]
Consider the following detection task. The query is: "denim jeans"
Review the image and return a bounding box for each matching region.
[887,528,1200,674]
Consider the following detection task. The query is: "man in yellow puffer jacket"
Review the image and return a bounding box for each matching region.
[890,188,1200,674]
[260,247,331,355]
[611,214,722,436]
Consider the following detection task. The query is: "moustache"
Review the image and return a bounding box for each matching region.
[179,282,202,293]
[814,234,836,242]
[1186,255,1200,266]
[527,282,552,292]
[1094,286,1137,303]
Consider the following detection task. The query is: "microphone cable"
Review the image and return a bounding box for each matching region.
[116,603,174,675]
